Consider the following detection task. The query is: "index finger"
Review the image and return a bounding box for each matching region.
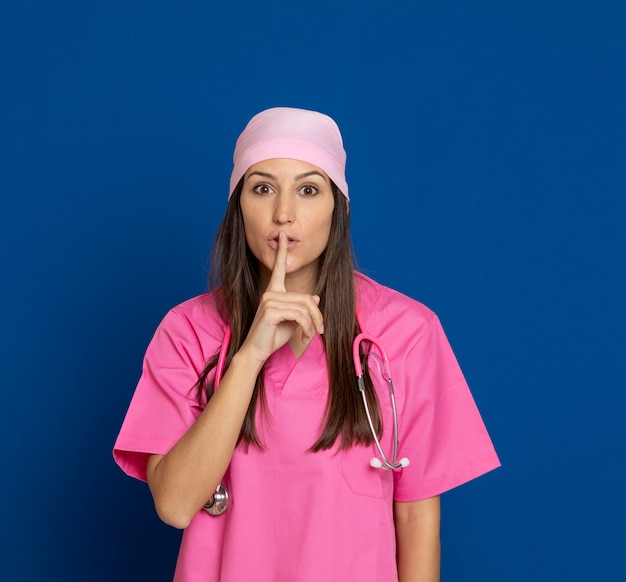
[267,231,287,292]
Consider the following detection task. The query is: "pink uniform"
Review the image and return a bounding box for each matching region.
[114,273,500,581]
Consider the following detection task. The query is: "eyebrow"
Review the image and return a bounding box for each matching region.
[295,170,328,181]
[246,170,329,182]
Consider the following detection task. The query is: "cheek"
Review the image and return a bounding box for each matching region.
[315,225,332,250]
[314,209,334,247]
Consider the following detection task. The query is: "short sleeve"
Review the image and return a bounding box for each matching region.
[393,315,500,501]
[113,304,220,482]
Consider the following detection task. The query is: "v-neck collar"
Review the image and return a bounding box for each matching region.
[265,334,326,394]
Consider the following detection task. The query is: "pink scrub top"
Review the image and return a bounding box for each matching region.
[114,273,500,581]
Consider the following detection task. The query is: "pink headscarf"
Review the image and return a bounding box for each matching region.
[229,107,349,200]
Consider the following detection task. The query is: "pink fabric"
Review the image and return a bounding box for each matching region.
[229,107,349,199]
[113,274,500,581]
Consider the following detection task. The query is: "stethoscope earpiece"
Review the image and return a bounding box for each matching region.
[370,456,410,470]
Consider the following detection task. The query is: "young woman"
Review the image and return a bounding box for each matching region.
[114,107,500,581]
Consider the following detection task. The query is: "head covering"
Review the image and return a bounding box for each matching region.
[229,107,349,199]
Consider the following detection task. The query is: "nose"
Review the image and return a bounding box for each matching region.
[272,193,295,225]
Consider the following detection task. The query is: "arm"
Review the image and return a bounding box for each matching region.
[146,232,323,529]
[146,350,263,528]
[394,496,441,582]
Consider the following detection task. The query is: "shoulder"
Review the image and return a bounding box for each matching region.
[355,272,438,345]
[355,272,436,321]
[151,291,228,356]
[166,292,225,328]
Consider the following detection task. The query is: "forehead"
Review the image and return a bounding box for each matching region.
[244,158,330,182]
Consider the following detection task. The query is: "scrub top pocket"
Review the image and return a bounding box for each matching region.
[341,444,394,498]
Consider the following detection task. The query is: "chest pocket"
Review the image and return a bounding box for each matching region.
[341,444,394,498]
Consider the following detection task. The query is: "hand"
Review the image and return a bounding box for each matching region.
[239,232,324,365]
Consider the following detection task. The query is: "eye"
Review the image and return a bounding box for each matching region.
[298,184,319,197]
[253,183,274,196]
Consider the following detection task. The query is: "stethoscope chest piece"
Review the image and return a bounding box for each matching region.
[204,483,229,516]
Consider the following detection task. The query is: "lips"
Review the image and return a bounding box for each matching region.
[268,234,299,249]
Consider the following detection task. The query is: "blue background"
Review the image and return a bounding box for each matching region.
[1,1,624,580]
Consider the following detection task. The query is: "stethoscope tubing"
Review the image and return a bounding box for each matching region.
[204,322,408,515]
[354,333,406,471]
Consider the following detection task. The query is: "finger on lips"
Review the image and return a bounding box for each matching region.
[265,231,325,338]
[267,231,288,292]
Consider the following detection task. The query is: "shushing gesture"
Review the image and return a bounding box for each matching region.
[240,231,325,365]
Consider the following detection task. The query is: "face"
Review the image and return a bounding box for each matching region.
[240,158,335,293]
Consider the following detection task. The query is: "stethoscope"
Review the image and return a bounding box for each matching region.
[204,325,409,516]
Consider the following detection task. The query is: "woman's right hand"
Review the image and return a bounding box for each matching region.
[239,231,324,365]
[147,232,324,529]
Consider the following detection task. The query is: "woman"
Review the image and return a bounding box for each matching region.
[114,107,500,581]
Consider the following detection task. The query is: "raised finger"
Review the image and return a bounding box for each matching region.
[267,231,288,292]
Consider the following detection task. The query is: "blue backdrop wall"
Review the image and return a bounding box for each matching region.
[2,1,624,580]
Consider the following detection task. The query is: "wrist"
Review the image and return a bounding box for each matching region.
[230,348,265,377]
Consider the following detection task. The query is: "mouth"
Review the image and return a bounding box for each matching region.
[268,234,299,249]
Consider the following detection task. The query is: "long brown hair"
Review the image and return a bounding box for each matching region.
[195,179,380,450]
